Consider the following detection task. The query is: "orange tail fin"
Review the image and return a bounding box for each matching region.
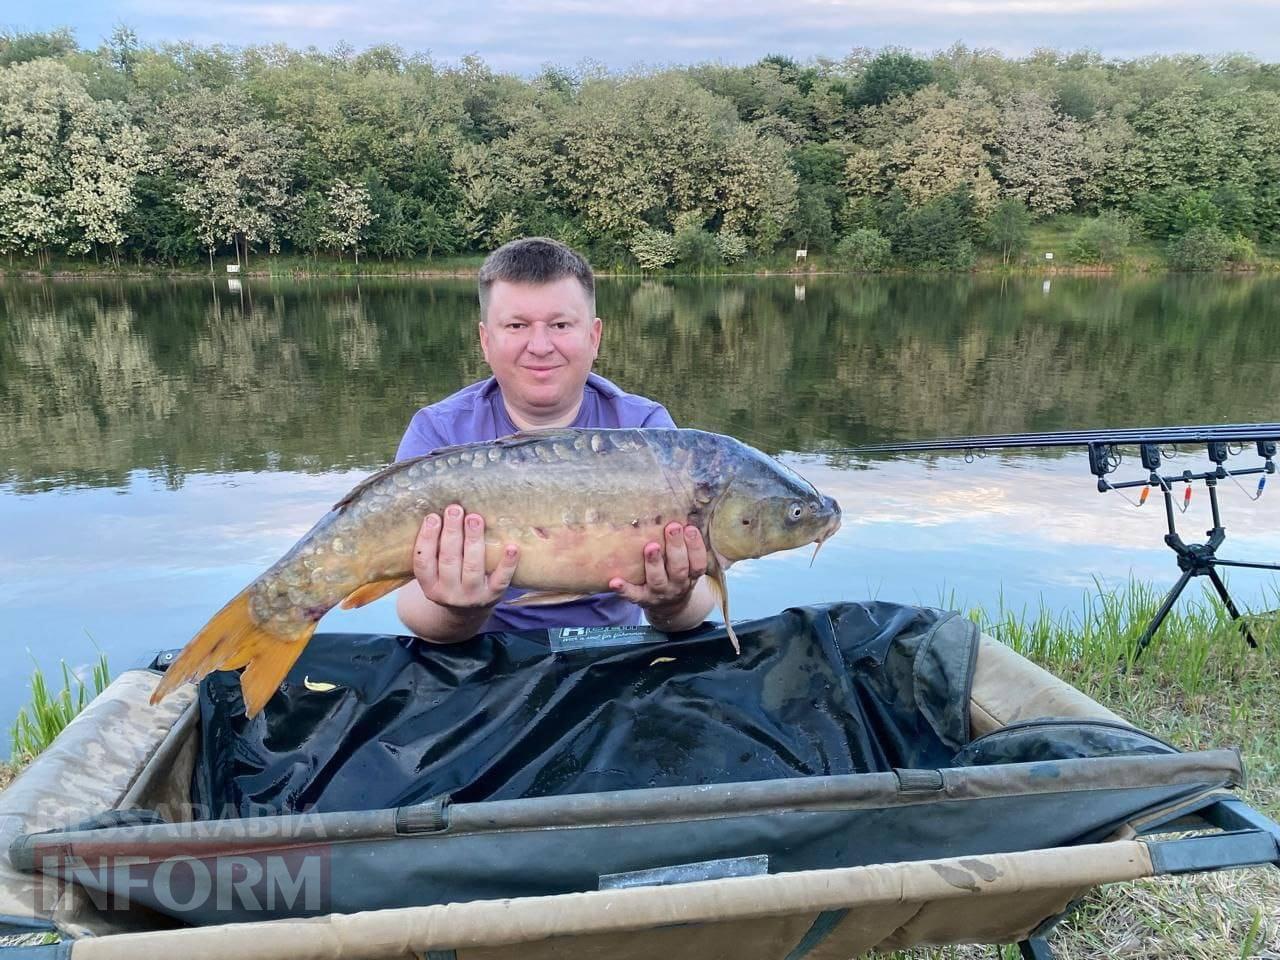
[149,588,318,718]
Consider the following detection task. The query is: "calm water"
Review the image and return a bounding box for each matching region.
[3,274,1280,743]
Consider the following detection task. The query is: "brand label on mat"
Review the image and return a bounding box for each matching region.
[549,625,666,653]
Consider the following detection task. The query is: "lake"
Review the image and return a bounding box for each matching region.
[3,273,1280,744]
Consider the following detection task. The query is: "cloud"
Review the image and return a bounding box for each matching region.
[34,0,1280,72]
[494,0,1201,26]
[131,0,362,30]
[219,3,358,29]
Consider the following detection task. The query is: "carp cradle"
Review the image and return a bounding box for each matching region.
[0,601,1277,960]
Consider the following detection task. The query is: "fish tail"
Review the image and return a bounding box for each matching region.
[149,587,317,718]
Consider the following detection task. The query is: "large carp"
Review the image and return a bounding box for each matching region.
[151,427,841,716]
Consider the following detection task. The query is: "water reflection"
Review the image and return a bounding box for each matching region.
[5,274,1280,490]
[2,275,1279,740]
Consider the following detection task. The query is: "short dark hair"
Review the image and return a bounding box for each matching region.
[477,237,595,321]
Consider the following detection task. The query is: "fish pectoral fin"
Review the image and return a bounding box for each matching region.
[507,590,593,607]
[706,565,740,655]
[340,576,413,610]
[148,587,317,719]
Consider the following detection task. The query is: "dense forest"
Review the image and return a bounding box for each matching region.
[2,28,1279,271]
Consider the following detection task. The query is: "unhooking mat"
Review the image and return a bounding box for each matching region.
[192,602,1173,818]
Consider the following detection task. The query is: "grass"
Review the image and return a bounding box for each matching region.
[0,581,1274,955]
[892,577,1280,959]
[8,653,111,766]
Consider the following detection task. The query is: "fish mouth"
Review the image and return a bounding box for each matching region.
[808,496,841,566]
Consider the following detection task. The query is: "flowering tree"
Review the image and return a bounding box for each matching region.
[322,179,377,264]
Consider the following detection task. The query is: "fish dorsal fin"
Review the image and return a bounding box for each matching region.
[331,430,586,513]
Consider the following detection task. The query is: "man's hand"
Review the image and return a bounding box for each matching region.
[396,504,518,644]
[413,504,519,612]
[609,523,716,632]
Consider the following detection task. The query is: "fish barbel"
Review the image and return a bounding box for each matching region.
[150,427,841,716]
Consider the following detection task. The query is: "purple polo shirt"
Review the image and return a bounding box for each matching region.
[395,373,677,633]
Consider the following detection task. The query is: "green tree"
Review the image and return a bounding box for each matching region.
[1210,183,1256,238]
[834,228,892,269]
[1067,212,1131,264]
[882,187,979,268]
[107,25,140,79]
[321,178,377,264]
[0,59,144,265]
[0,29,77,67]
[788,188,835,252]
[630,229,678,269]
[120,173,200,265]
[985,198,1032,265]
[851,84,1000,216]
[673,211,719,270]
[855,51,934,107]
[550,74,795,252]
[63,112,149,262]
[718,125,798,251]
[715,231,748,264]
[163,88,300,268]
[290,189,329,258]
[1166,226,1232,270]
[996,89,1084,216]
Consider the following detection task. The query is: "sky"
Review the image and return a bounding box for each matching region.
[7,0,1280,74]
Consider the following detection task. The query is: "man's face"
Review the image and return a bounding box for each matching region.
[479,276,602,417]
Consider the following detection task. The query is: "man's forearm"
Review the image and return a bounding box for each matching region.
[395,585,494,644]
[643,577,716,633]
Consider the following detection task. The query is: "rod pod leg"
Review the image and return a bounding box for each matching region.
[1132,567,1196,661]
[1205,567,1260,648]
[1017,937,1054,959]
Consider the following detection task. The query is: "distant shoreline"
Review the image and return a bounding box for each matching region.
[3,262,1273,282]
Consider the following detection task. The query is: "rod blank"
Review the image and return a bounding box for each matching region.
[843,423,1280,455]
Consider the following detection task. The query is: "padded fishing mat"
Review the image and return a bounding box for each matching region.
[193,602,981,817]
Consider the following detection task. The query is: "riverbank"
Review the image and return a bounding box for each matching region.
[3,219,1278,281]
[4,257,1277,282]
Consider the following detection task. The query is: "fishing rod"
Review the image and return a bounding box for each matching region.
[844,422,1280,454]
[843,422,1280,661]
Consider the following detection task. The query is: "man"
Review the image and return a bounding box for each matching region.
[394,237,717,643]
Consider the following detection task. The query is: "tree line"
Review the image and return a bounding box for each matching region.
[2,28,1279,271]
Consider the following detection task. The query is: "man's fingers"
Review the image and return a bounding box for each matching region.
[489,544,520,593]
[413,514,441,585]
[684,525,708,578]
[461,513,486,587]
[662,523,689,584]
[437,504,464,582]
[643,540,668,591]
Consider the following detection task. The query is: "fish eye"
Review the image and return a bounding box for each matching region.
[788,502,803,521]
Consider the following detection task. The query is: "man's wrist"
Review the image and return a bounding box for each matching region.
[434,599,497,634]
[406,592,500,644]
[643,592,699,632]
